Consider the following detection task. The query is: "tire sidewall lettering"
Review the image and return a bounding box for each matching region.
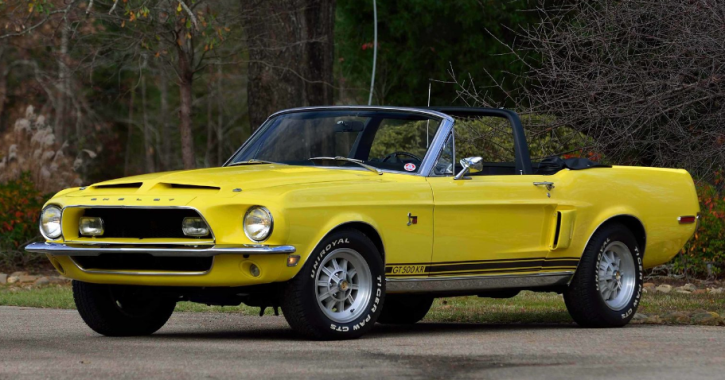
[305,234,383,335]
[310,238,349,279]
[595,238,611,293]
[594,236,642,320]
[623,246,644,319]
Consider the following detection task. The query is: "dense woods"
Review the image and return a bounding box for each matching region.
[0,0,542,182]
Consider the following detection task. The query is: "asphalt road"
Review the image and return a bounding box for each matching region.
[1,306,724,380]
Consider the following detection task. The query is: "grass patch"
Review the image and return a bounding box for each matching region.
[426,292,573,324]
[0,285,75,309]
[0,285,263,315]
[1,285,723,323]
[425,291,725,324]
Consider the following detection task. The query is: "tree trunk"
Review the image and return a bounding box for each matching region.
[178,50,196,169]
[159,70,170,170]
[141,55,155,173]
[0,43,7,127]
[124,87,135,176]
[55,16,70,142]
[205,64,215,166]
[217,62,224,166]
[242,0,336,130]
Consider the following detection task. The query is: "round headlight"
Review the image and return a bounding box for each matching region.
[40,206,63,239]
[244,206,273,242]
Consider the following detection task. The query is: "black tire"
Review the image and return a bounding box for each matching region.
[281,228,385,340]
[377,295,433,325]
[73,281,177,336]
[564,223,643,328]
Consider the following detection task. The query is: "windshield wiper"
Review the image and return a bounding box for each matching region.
[309,156,383,175]
[227,159,282,167]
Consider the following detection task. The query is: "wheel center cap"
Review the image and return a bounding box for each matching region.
[615,271,621,281]
[339,280,349,291]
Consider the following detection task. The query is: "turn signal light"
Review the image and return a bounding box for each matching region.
[287,255,301,267]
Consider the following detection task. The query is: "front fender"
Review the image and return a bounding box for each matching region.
[292,212,384,268]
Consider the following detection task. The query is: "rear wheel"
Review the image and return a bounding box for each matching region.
[564,223,643,327]
[377,295,433,325]
[73,281,176,336]
[281,228,385,340]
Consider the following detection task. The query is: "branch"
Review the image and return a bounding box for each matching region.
[178,0,200,30]
[108,0,120,15]
[0,9,69,40]
[4,60,56,104]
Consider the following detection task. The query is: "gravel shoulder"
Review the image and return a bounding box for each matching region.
[1,306,725,380]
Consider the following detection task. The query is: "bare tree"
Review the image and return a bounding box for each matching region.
[0,0,103,180]
[1,0,253,179]
[453,0,725,180]
[2,0,336,176]
[241,0,335,129]
[79,0,241,169]
[1,1,76,136]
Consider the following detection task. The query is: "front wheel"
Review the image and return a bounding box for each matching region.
[564,223,643,327]
[281,228,385,340]
[73,281,177,336]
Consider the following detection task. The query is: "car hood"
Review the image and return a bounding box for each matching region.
[67,164,379,197]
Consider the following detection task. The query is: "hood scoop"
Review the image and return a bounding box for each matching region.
[167,183,221,191]
[93,182,143,189]
[146,182,222,194]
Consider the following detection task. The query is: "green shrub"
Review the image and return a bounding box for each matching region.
[0,173,48,271]
[675,176,725,278]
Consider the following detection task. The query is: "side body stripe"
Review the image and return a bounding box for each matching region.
[386,257,580,277]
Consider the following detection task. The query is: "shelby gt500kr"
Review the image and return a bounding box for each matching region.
[26,106,699,340]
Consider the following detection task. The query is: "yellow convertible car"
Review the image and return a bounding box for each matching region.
[26,106,699,340]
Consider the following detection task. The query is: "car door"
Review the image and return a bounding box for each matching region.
[426,116,561,278]
[428,174,559,277]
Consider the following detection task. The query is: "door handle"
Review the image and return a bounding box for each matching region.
[533,181,555,191]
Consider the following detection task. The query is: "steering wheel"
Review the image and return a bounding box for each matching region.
[382,151,423,163]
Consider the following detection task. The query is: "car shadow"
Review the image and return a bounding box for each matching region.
[370,321,578,337]
[149,321,582,342]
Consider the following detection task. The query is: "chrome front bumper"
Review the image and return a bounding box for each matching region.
[25,242,296,257]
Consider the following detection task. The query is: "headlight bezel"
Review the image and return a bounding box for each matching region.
[40,205,63,240]
[243,206,274,242]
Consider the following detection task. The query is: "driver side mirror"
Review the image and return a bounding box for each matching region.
[454,157,483,180]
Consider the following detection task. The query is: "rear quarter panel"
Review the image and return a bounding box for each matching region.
[548,166,699,268]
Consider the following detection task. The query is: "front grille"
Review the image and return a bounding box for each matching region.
[81,208,209,239]
[73,254,213,272]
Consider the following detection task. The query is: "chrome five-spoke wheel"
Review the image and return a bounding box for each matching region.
[597,241,636,310]
[315,248,372,323]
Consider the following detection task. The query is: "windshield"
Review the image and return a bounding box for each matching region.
[228,110,443,174]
